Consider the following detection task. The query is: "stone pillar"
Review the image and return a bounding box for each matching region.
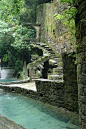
[24,61,28,78]
[33,25,40,41]
[0,59,1,78]
[75,0,86,128]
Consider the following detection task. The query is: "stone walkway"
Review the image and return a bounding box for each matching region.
[0,82,37,91]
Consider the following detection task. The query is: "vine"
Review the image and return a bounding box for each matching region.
[54,0,78,64]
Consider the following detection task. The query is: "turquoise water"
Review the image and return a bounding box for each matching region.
[0,93,80,129]
[0,78,17,82]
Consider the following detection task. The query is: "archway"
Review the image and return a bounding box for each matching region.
[22,23,41,41]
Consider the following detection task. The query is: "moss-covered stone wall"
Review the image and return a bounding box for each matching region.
[0,79,78,112]
[62,53,78,112]
[35,0,78,113]
[36,0,59,42]
[75,0,86,128]
[35,79,78,112]
[36,0,75,53]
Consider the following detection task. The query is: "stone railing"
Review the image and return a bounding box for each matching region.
[30,43,49,54]
[27,55,50,69]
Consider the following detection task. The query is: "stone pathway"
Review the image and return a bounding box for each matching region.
[0,82,37,91]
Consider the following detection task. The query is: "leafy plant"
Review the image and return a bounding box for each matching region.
[54,0,77,46]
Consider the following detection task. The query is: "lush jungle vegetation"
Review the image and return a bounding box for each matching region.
[0,0,37,76]
[0,0,76,76]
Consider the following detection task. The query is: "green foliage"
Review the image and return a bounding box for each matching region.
[60,0,75,4]
[74,60,77,64]
[54,14,65,20]
[54,0,77,45]
[2,54,8,62]
[14,60,23,76]
[11,25,35,50]
[0,19,34,75]
[0,0,25,22]
[0,0,50,76]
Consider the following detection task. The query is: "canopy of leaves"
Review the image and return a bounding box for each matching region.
[0,0,25,22]
[0,0,53,75]
[0,0,36,75]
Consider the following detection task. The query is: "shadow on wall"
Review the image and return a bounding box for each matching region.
[62,53,78,112]
[42,60,49,79]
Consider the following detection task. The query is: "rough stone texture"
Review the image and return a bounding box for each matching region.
[36,0,75,54]
[62,53,78,112]
[35,79,78,112]
[0,78,78,112]
[24,0,78,115]
[75,0,86,128]
[35,79,64,107]
[0,114,26,129]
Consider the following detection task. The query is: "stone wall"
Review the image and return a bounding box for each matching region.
[36,79,64,107]
[35,79,78,112]
[36,0,75,54]
[0,78,78,112]
[75,0,86,128]
[62,53,78,112]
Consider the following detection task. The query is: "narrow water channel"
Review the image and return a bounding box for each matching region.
[0,93,80,129]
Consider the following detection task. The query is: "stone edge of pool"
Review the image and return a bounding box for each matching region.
[0,79,80,129]
[0,78,30,85]
[0,114,26,129]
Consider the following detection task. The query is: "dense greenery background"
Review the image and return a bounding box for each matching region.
[0,0,76,76]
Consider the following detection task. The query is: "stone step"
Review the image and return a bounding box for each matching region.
[53,67,63,71]
[31,74,37,77]
[51,54,62,58]
[56,66,63,70]
[50,51,55,54]
[51,58,62,62]
[50,59,63,64]
[41,44,47,46]
[48,75,63,80]
[57,62,63,67]
[44,45,49,48]
[53,68,63,75]
[31,76,38,79]
[45,47,52,50]
[49,59,63,67]
[31,74,38,79]
[49,61,63,67]
[36,42,44,45]
[47,50,54,54]
[49,59,57,64]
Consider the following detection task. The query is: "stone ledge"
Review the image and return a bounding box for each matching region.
[0,114,26,129]
[34,78,63,82]
[0,78,30,85]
